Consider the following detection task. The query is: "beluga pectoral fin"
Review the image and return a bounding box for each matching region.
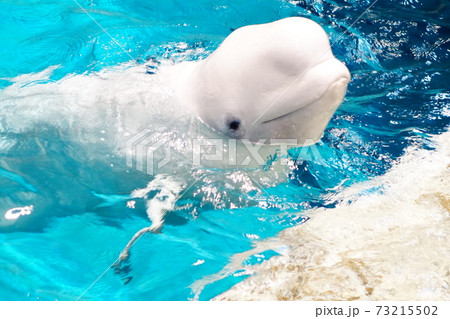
[114,175,185,275]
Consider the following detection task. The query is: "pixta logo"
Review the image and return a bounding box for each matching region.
[126,129,172,175]
[126,128,323,175]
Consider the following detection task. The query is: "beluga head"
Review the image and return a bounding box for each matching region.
[175,17,350,146]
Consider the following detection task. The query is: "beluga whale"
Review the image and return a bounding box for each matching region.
[0,16,349,268]
[117,16,351,264]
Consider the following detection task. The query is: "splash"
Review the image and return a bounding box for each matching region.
[4,205,34,220]
[117,174,186,262]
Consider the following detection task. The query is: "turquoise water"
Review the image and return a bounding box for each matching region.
[0,0,449,300]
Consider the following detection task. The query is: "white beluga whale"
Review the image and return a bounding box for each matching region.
[0,17,350,266]
[0,17,350,175]
[117,17,351,264]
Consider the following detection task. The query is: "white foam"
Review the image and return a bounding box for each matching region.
[4,205,34,220]
[214,129,450,300]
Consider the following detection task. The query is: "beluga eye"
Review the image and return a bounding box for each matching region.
[228,120,240,131]
[224,115,245,138]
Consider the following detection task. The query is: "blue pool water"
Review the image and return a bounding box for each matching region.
[0,0,449,300]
